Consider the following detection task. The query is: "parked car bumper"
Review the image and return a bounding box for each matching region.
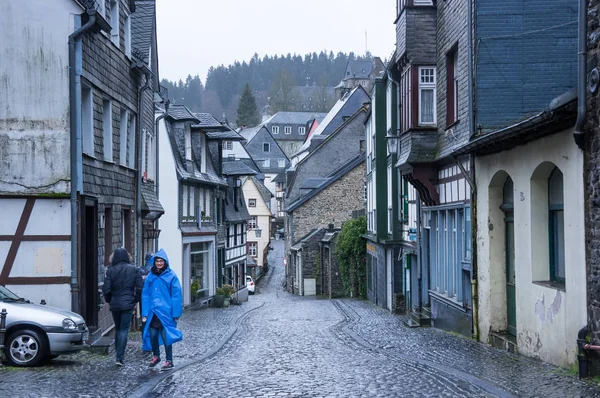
[47,330,88,355]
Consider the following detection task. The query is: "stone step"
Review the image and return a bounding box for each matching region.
[83,336,114,355]
[490,331,518,354]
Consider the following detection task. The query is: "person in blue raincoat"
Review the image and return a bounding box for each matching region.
[141,249,183,371]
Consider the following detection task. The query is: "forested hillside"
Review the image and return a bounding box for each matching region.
[160,51,373,125]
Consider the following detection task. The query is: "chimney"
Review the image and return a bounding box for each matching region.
[328,223,335,231]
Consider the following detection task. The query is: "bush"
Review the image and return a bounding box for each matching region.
[334,216,367,298]
[216,284,235,297]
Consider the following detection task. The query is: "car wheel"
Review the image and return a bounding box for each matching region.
[6,329,48,367]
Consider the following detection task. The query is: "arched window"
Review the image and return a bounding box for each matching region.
[548,167,564,282]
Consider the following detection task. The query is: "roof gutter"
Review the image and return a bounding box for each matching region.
[574,0,587,150]
[68,9,108,314]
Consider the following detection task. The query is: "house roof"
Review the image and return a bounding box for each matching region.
[272,171,286,183]
[206,129,244,140]
[250,176,274,205]
[299,178,328,189]
[141,182,164,218]
[163,111,227,186]
[166,104,200,122]
[263,111,328,126]
[343,60,374,80]
[222,160,258,176]
[238,126,263,143]
[295,85,370,156]
[131,0,154,65]
[321,231,339,243]
[286,152,366,212]
[225,185,251,223]
[191,113,226,130]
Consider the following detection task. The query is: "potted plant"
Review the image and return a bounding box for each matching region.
[214,284,235,307]
[190,279,199,303]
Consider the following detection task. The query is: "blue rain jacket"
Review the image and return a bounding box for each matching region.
[141,249,183,350]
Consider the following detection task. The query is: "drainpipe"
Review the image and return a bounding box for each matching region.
[574,0,587,149]
[136,70,152,266]
[69,10,98,314]
[467,0,479,341]
[416,192,423,317]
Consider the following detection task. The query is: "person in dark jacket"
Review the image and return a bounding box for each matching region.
[141,249,182,371]
[102,248,143,366]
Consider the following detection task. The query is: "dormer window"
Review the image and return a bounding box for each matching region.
[272,126,279,134]
[284,126,292,134]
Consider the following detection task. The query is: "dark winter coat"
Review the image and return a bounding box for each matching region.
[141,249,183,349]
[102,248,144,312]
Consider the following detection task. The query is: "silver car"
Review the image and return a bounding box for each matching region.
[0,285,89,367]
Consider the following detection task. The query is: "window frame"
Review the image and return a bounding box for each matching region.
[263,142,270,152]
[102,99,113,161]
[82,84,94,156]
[418,67,436,126]
[278,158,285,168]
[263,159,270,168]
[248,198,257,207]
[298,126,306,135]
[548,168,565,283]
[119,109,128,166]
[109,0,120,47]
[284,126,292,134]
[271,125,279,134]
[124,12,131,58]
[446,47,459,127]
[248,242,257,257]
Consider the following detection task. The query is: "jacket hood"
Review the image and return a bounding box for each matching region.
[112,248,130,266]
[153,248,170,267]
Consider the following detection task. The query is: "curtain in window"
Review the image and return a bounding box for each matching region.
[421,89,434,124]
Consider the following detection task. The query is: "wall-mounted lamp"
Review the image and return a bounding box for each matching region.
[255,228,262,238]
[145,228,161,239]
[385,128,401,155]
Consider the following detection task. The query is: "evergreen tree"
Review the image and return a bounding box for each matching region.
[236,83,260,127]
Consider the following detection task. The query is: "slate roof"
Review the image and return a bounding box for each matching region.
[141,182,164,214]
[225,186,251,223]
[263,112,328,126]
[246,255,258,266]
[299,178,328,189]
[250,176,274,205]
[163,109,227,186]
[272,171,286,183]
[286,152,366,212]
[222,161,258,176]
[295,86,370,156]
[166,104,200,122]
[343,60,374,80]
[191,113,225,130]
[241,126,290,174]
[206,129,244,140]
[238,126,263,143]
[131,0,154,65]
[321,231,339,243]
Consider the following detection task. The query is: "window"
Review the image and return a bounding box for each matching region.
[104,206,113,265]
[190,242,210,292]
[109,0,119,47]
[97,0,106,17]
[298,126,306,135]
[387,165,393,234]
[418,67,436,125]
[127,114,136,168]
[263,159,270,168]
[124,13,131,58]
[146,130,155,181]
[248,216,258,229]
[82,84,94,155]
[248,242,257,256]
[272,125,279,134]
[185,126,192,160]
[119,109,128,166]
[102,99,113,161]
[278,158,285,168]
[284,126,292,134]
[223,141,233,150]
[446,48,458,127]
[400,67,412,132]
[248,199,256,207]
[122,209,131,252]
[263,142,270,152]
[182,185,196,220]
[549,168,565,282]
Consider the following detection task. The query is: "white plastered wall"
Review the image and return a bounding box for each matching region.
[475,128,585,367]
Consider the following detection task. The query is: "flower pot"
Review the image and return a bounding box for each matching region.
[214,294,225,308]
[223,297,230,307]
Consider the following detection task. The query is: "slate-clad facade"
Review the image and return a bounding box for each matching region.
[0,0,164,340]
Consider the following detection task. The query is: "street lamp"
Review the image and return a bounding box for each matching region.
[145,228,161,239]
[385,128,401,155]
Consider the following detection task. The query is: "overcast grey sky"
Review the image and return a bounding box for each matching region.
[156,0,396,83]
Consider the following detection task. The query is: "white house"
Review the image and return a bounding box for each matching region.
[243,176,273,274]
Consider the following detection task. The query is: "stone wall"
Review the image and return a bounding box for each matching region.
[586,0,600,375]
[291,164,366,242]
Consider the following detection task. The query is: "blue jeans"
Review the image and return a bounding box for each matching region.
[111,310,133,362]
[149,324,172,361]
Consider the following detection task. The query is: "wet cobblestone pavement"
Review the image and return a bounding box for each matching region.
[1,240,600,397]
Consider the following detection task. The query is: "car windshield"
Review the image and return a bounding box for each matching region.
[0,285,22,301]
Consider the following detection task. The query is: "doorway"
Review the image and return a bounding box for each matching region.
[501,177,516,336]
[81,199,98,328]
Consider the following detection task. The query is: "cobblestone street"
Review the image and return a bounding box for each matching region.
[1,240,599,397]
